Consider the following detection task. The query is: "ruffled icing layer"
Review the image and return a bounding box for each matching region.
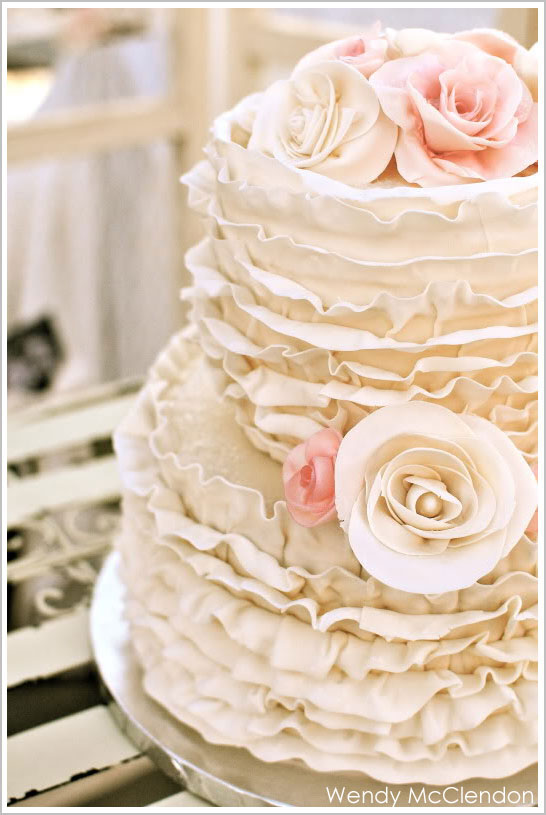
[179,104,537,463]
[116,91,538,784]
[115,339,537,783]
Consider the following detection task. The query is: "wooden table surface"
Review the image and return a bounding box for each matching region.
[6,379,211,808]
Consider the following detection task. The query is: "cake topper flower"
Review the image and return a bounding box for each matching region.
[294,22,389,78]
[283,427,341,527]
[454,29,539,102]
[370,40,538,186]
[248,60,397,184]
[334,403,536,593]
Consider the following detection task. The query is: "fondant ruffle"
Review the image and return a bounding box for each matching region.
[115,340,537,782]
[116,88,537,783]
[180,132,537,464]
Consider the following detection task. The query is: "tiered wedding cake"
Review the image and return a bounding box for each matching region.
[115,26,538,784]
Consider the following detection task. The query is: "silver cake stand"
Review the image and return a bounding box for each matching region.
[90,552,537,808]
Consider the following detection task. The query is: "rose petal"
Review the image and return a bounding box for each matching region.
[395,130,465,185]
[286,502,337,527]
[294,24,388,79]
[404,475,462,513]
[462,414,537,556]
[412,467,496,541]
[349,489,508,594]
[383,466,456,532]
[335,404,474,530]
[370,38,537,186]
[436,102,537,179]
[250,60,396,184]
[514,42,538,101]
[424,465,477,524]
[305,427,342,459]
[408,78,483,153]
[309,455,336,502]
[387,464,441,506]
[453,28,522,65]
[282,441,308,482]
[368,474,448,555]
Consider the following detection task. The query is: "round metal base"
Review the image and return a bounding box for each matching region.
[90,552,537,807]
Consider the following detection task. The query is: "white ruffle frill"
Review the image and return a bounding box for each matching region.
[115,337,537,784]
[180,97,537,466]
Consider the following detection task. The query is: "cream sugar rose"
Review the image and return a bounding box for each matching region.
[284,403,536,594]
[115,24,538,788]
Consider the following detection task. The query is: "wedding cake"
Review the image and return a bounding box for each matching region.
[114,26,538,785]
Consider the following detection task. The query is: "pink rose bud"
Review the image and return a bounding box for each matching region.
[283,428,342,527]
[526,461,538,536]
[294,22,388,79]
[334,33,388,76]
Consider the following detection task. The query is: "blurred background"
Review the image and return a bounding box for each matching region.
[6,6,539,406]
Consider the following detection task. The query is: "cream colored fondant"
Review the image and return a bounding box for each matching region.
[116,79,537,783]
[115,339,537,784]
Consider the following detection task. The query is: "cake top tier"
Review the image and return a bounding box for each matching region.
[239,25,537,189]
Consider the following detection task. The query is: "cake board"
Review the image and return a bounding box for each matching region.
[90,552,537,808]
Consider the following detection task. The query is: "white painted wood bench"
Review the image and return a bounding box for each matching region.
[6,380,210,808]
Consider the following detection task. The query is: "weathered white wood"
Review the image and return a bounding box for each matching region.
[7,392,136,463]
[152,790,210,807]
[8,377,141,426]
[7,706,140,801]
[7,455,121,528]
[7,97,187,165]
[7,609,92,688]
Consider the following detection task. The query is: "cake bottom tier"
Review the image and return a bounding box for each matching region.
[114,333,537,785]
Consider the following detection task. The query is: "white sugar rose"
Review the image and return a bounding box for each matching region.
[248,60,397,185]
[335,403,536,594]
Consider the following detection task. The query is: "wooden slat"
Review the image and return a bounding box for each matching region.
[7,392,136,463]
[9,756,155,808]
[497,8,538,46]
[152,790,210,807]
[7,455,121,528]
[220,9,357,107]
[248,9,355,64]
[7,706,140,801]
[7,97,187,165]
[7,609,92,688]
[8,377,141,426]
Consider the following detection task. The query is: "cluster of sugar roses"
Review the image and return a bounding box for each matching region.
[249,26,538,187]
[282,404,538,594]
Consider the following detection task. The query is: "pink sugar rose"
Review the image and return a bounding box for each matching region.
[370,40,538,186]
[453,28,539,102]
[295,22,388,79]
[283,428,342,527]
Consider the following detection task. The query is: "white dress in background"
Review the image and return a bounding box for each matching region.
[8,33,184,391]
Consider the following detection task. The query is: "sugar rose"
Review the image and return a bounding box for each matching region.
[283,427,341,527]
[295,22,389,78]
[248,60,397,185]
[454,28,538,100]
[335,403,536,594]
[370,40,538,186]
